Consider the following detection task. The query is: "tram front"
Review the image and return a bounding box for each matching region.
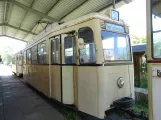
[97,12,134,118]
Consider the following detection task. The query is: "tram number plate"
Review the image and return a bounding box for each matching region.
[152,67,161,77]
[157,70,161,77]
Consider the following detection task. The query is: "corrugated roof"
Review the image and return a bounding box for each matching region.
[0,0,133,42]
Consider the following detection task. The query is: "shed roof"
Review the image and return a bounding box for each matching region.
[0,0,133,42]
[132,44,146,53]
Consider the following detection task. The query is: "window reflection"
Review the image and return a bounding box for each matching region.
[152,11,161,58]
[101,31,131,61]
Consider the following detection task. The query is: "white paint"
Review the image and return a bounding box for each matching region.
[97,65,134,118]
[78,67,98,117]
[62,66,74,104]
[152,67,161,120]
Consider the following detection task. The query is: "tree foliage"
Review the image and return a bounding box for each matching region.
[132,36,146,45]
[0,46,13,65]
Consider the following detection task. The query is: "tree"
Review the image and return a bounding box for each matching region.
[0,46,13,65]
[132,35,146,45]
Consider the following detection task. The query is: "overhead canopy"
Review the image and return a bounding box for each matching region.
[152,0,161,17]
[0,0,132,42]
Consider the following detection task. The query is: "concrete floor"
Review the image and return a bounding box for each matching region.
[0,75,64,120]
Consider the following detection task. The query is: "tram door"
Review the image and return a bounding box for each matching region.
[50,34,75,104]
[61,33,76,104]
[147,0,161,120]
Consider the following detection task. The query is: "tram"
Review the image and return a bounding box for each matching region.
[12,51,23,77]
[19,11,134,119]
[147,0,161,120]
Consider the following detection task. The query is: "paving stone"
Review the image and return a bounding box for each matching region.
[0,105,3,114]
[5,113,26,120]
[25,112,47,120]
[42,108,64,120]
[0,114,4,120]
[0,76,64,120]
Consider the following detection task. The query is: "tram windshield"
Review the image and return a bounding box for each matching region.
[101,31,131,61]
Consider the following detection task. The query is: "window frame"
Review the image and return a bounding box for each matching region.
[50,36,60,64]
[31,45,38,64]
[64,35,76,65]
[23,51,27,64]
[37,40,48,64]
[101,30,132,62]
[78,27,96,65]
[151,1,161,59]
[27,49,32,64]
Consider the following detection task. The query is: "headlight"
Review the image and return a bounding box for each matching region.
[117,77,124,88]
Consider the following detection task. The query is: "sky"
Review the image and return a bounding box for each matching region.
[0,37,26,54]
[0,0,146,54]
[118,0,146,37]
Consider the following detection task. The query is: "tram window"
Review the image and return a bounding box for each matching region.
[19,56,21,61]
[23,51,26,64]
[31,45,38,64]
[151,3,161,58]
[101,31,131,61]
[12,57,15,64]
[27,49,31,64]
[78,27,96,64]
[64,36,76,64]
[51,38,60,64]
[38,41,47,64]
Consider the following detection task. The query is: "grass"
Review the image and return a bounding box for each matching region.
[134,101,148,114]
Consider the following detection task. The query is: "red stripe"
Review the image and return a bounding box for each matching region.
[148,60,161,63]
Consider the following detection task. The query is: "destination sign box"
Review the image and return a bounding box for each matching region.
[106,23,125,33]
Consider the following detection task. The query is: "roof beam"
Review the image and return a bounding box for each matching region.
[3,2,7,35]
[14,0,36,37]
[97,0,122,12]
[0,23,37,35]
[3,1,13,35]
[23,0,60,40]
[60,0,89,21]
[0,0,58,21]
[123,0,132,4]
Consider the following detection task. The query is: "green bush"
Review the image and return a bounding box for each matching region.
[140,76,148,89]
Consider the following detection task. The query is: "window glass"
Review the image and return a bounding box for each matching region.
[31,45,38,64]
[64,36,76,64]
[38,41,47,64]
[19,56,21,61]
[78,27,96,64]
[51,37,60,64]
[27,49,31,64]
[152,13,161,58]
[12,57,15,64]
[101,31,131,61]
[23,51,26,64]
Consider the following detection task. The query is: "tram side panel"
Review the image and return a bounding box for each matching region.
[16,54,23,77]
[23,40,50,97]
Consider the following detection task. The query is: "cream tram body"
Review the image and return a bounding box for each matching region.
[12,51,23,77]
[147,0,161,120]
[22,13,134,119]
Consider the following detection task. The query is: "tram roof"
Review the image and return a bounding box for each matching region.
[0,0,133,42]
